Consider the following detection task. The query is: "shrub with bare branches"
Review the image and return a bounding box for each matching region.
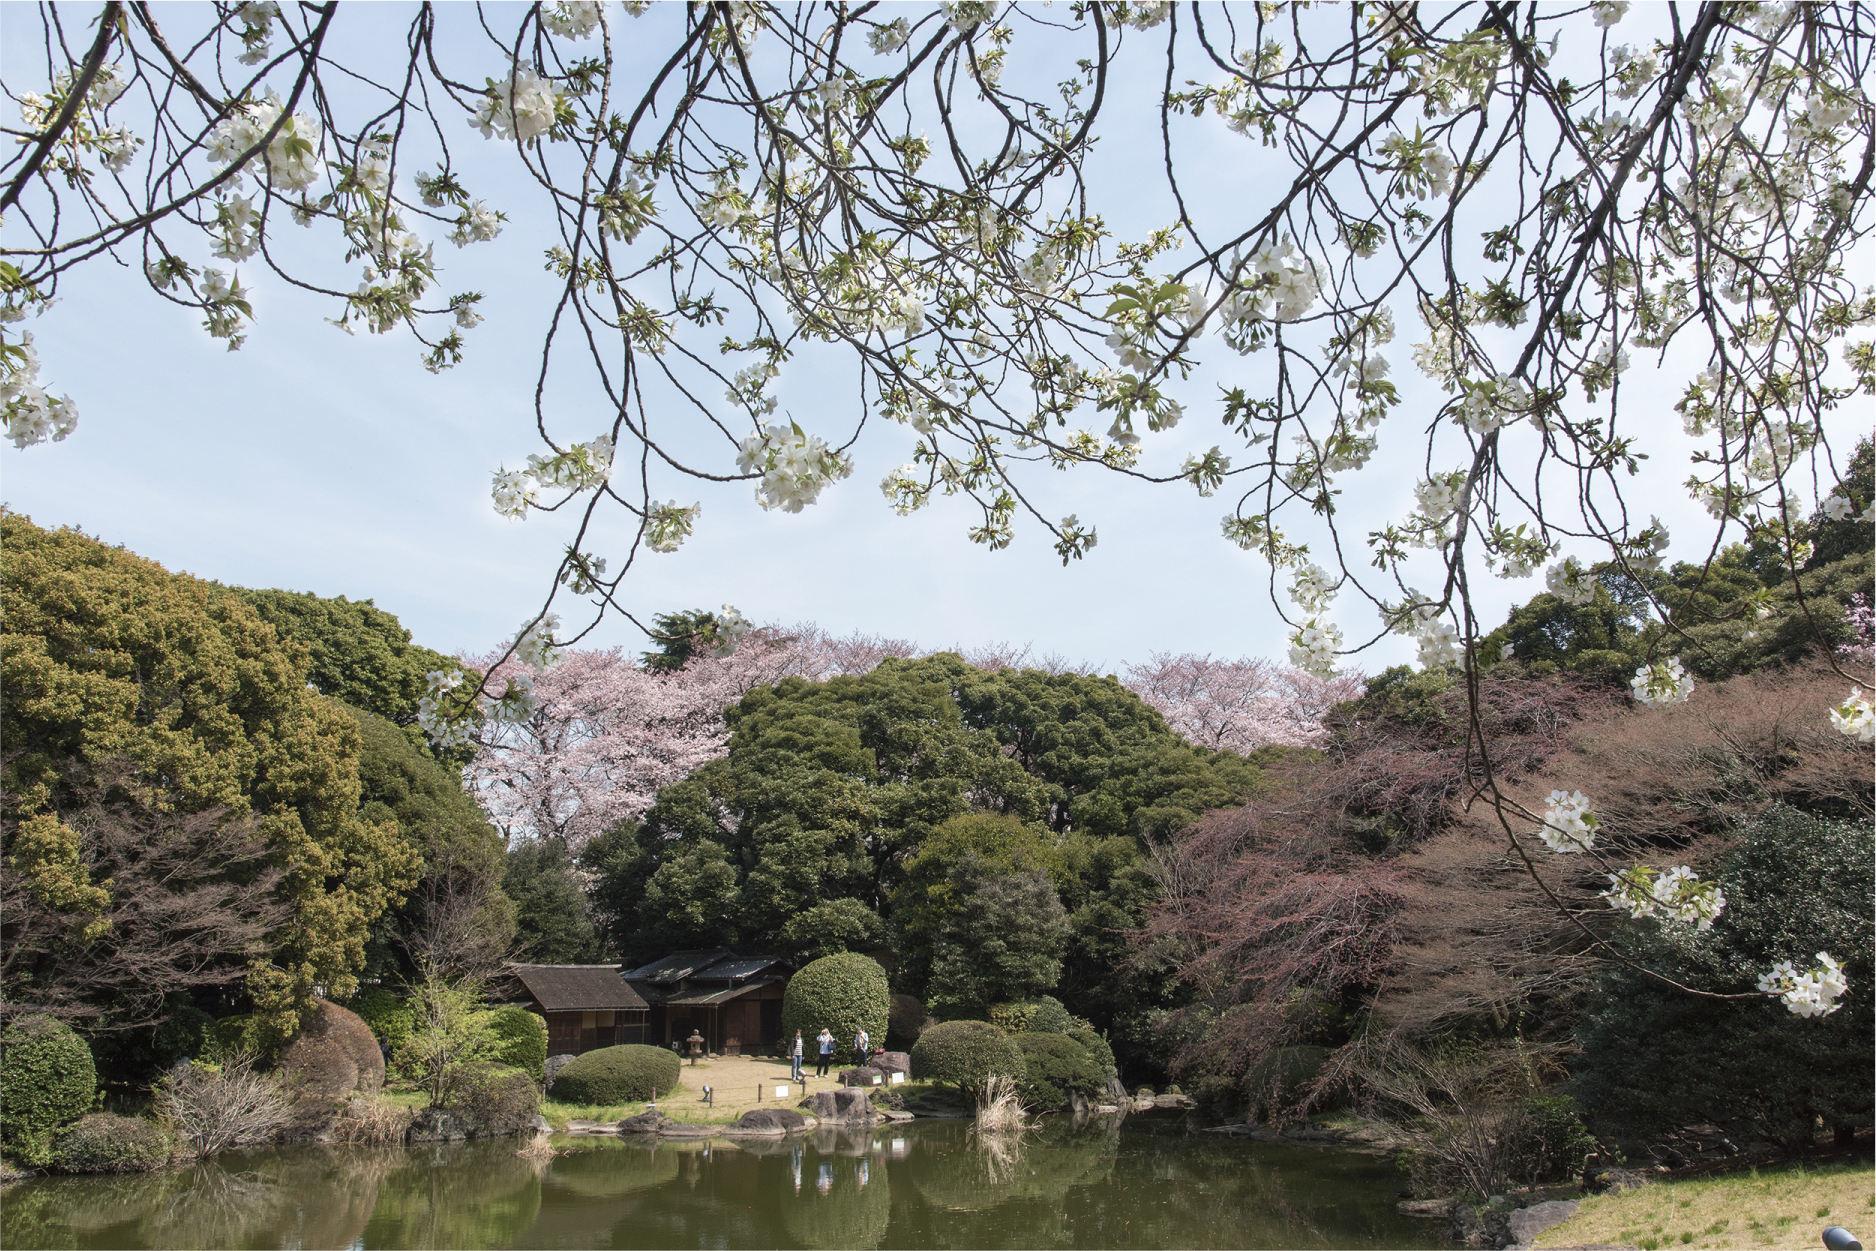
[154,1051,292,1158]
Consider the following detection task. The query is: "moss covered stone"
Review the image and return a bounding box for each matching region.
[550,1044,680,1104]
[781,952,889,1066]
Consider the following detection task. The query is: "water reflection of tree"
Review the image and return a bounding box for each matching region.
[909,1118,1117,1214]
[0,1147,397,1250]
[781,1151,890,1250]
[363,1140,543,1249]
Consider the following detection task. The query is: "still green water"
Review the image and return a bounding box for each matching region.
[1,1117,1446,1249]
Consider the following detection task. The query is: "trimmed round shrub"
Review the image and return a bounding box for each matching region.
[440,1061,540,1136]
[1025,996,1075,1035]
[2,1015,96,1163]
[53,1113,172,1173]
[1015,1033,1104,1111]
[781,952,889,1066]
[489,1006,548,1082]
[549,1044,680,1104]
[910,1020,1024,1096]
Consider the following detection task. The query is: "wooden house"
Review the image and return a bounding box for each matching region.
[621,950,794,1056]
[505,963,649,1057]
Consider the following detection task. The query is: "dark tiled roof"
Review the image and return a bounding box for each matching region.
[662,977,785,1007]
[506,964,648,1012]
[620,949,734,985]
[705,956,790,981]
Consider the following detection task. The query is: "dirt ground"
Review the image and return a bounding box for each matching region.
[556,1052,909,1126]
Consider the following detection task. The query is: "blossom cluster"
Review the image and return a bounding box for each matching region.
[1,334,79,450]
[1535,789,1598,854]
[471,69,561,143]
[1758,954,1850,1019]
[1828,688,1875,741]
[735,423,854,513]
[1599,863,1726,931]
[206,93,325,191]
[1630,658,1694,707]
[645,501,701,553]
[490,435,615,519]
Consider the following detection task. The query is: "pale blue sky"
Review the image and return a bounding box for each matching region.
[3,3,1855,673]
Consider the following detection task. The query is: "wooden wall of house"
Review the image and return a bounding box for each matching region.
[542,1009,647,1057]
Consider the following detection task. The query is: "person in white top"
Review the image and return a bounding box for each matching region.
[790,1030,804,1081]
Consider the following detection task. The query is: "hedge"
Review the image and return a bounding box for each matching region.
[1015,1033,1105,1111]
[1,1015,96,1163]
[345,988,415,1057]
[53,1113,173,1173]
[549,1044,680,1104]
[781,953,889,1066]
[489,1006,548,1082]
[910,1020,1024,1096]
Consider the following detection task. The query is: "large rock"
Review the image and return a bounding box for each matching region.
[1506,1200,1579,1248]
[543,1054,577,1093]
[728,1108,806,1135]
[407,1107,468,1142]
[279,1000,384,1100]
[838,1065,885,1087]
[616,1110,669,1134]
[799,1088,878,1124]
[869,1051,912,1078]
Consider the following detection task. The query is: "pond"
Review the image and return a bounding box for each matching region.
[1,1116,1448,1250]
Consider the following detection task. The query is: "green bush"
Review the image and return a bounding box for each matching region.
[1573,807,1874,1153]
[549,1044,680,1104]
[209,1012,288,1062]
[1065,1027,1117,1083]
[1014,1033,1104,1111]
[909,1020,1024,1097]
[1,1015,97,1163]
[781,952,889,1066]
[1510,1095,1596,1186]
[991,995,1076,1035]
[152,1006,216,1069]
[488,1006,548,1082]
[345,988,415,1057]
[53,1113,172,1173]
[440,1062,540,1136]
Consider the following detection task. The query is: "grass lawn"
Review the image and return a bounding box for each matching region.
[540,1054,905,1130]
[1532,1160,1876,1250]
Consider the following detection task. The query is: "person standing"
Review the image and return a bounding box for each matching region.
[790,1030,805,1082]
[816,1027,834,1077]
[853,1026,870,1069]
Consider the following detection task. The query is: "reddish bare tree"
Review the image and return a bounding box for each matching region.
[1,759,289,1030]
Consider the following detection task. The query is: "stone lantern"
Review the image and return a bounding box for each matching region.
[687,1029,705,1065]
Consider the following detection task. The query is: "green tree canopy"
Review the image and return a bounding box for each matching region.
[504,839,606,965]
[1,514,420,1033]
[1572,807,1874,1152]
[233,587,473,766]
[343,705,514,984]
[590,655,1264,1050]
